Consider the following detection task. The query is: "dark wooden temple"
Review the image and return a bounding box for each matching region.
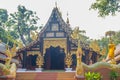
[16,7,100,70]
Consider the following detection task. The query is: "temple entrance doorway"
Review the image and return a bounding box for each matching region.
[26,55,37,70]
[44,46,65,70]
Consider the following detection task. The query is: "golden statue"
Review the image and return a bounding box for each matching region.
[105,31,116,64]
[17,41,24,48]
[71,27,84,77]
[89,40,100,53]
[5,46,12,66]
[30,31,38,41]
[5,43,17,66]
[11,43,17,56]
[71,27,80,39]
[76,47,84,76]
[107,39,116,64]
[0,40,16,78]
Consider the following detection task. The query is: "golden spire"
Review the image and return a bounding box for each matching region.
[55,2,57,8]
[66,12,69,24]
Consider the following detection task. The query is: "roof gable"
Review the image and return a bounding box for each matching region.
[39,7,72,37]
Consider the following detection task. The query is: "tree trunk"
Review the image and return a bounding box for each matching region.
[28,30,31,43]
[18,26,26,46]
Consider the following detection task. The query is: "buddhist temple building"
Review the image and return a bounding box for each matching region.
[16,6,101,70]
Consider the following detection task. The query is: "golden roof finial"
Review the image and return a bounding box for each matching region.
[67,12,69,16]
[66,12,69,24]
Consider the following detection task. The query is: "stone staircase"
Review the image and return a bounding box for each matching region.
[16,71,76,80]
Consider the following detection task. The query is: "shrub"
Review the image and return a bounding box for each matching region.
[85,72,102,80]
[109,70,119,80]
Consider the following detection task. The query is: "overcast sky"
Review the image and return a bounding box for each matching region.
[0,0,120,39]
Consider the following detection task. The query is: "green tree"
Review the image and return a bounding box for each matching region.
[90,0,120,17]
[113,31,120,45]
[7,5,40,46]
[95,30,120,60]
[0,9,8,27]
[97,37,109,60]
[0,9,8,42]
[0,9,14,46]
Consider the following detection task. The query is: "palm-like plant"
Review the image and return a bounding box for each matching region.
[105,31,115,43]
[105,31,115,37]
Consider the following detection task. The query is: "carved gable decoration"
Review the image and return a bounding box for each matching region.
[39,7,72,38]
[51,23,59,31]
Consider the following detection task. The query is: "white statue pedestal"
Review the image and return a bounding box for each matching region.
[65,68,72,72]
[17,68,26,72]
[35,68,43,72]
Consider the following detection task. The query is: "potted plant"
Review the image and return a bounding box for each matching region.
[85,72,102,80]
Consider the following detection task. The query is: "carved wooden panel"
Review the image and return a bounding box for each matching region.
[27,51,40,56]
[56,32,64,37]
[51,23,59,31]
[43,38,67,54]
[46,32,54,37]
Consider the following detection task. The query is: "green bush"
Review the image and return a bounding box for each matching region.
[109,70,119,80]
[85,72,102,80]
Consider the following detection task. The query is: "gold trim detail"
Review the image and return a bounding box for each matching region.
[27,51,40,56]
[43,38,67,54]
[70,50,77,55]
[65,53,73,68]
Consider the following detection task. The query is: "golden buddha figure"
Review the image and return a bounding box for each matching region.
[108,39,116,64]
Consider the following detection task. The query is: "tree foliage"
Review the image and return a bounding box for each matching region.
[0,9,8,26]
[0,9,15,46]
[0,9,8,41]
[0,5,40,47]
[92,30,120,60]
[7,5,40,46]
[104,30,120,45]
[105,31,116,37]
[90,0,120,17]
[112,31,120,45]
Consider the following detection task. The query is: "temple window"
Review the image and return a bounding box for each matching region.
[51,23,59,31]
[46,32,54,37]
[56,32,64,37]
